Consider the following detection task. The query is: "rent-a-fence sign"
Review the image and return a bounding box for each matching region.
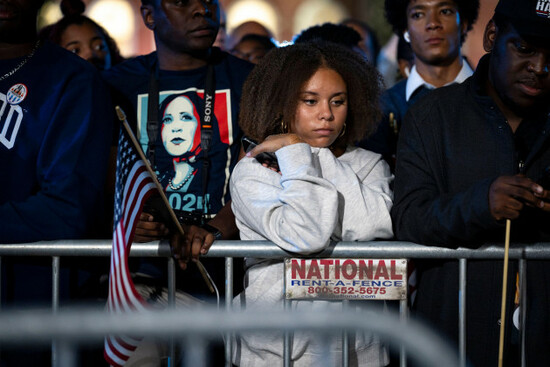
[284,258,407,301]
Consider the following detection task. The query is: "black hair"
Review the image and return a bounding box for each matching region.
[341,18,381,62]
[239,41,383,146]
[293,23,362,50]
[384,0,480,44]
[40,0,124,66]
[236,34,277,51]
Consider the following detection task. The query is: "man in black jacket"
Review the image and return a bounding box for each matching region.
[392,0,550,365]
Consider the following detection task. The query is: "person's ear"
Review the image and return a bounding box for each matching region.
[483,19,497,52]
[141,5,155,31]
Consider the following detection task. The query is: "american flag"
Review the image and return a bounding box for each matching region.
[104,126,157,366]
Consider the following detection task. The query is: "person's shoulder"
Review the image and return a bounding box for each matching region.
[40,41,100,76]
[101,52,155,92]
[385,78,407,97]
[103,52,156,79]
[344,145,382,159]
[381,78,407,111]
[215,48,255,75]
[342,146,383,167]
[408,80,471,121]
[340,146,391,178]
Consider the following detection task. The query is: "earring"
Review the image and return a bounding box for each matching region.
[280,118,288,134]
[339,123,346,138]
[404,31,411,43]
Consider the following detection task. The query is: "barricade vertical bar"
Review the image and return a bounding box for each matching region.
[225,257,234,367]
[399,298,408,367]
[0,256,2,310]
[52,256,60,367]
[284,297,291,367]
[168,257,176,366]
[0,256,1,363]
[168,257,176,307]
[458,258,467,367]
[321,333,332,367]
[184,336,207,366]
[283,261,291,367]
[342,299,349,367]
[519,259,526,367]
[58,341,76,367]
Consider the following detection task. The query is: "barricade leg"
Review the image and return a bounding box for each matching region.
[225,257,233,367]
[399,298,408,367]
[519,259,526,367]
[0,256,2,362]
[168,257,176,366]
[342,299,349,367]
[52,256,60,367]
[184,336,207,366]
[459,259,467,367]
[58,341,76,367]
[284,297,291,367]
[321,333,332,367]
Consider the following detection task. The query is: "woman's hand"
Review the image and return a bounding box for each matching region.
[246,134,304,172]
[246,134,303,172]
[246,134,304,157]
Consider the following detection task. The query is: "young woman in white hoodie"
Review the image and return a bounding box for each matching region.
[230,41,394,367]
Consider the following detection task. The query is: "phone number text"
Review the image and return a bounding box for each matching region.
[308,286,386,295]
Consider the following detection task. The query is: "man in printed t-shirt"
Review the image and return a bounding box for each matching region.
[102,0,253,293]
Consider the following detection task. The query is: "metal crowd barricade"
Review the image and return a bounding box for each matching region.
[0,305,459,367]
[1,240,550,367]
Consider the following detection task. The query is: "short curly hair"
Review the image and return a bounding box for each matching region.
[385,0,479,43]
[239,41,383,146]
[293,23,362,50]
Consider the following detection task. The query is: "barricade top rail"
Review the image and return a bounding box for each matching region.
[0,240,549,259]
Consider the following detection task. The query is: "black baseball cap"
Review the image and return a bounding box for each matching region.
[495,0,550,41]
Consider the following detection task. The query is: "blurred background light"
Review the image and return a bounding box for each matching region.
[293,0,349,37]
[226,0,279,38]
[87,0,136,56]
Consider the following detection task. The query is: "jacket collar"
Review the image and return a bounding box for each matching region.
[405,59,473,101]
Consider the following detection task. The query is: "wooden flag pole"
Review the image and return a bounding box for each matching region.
[116,106,215,293]
[498,219,512,367]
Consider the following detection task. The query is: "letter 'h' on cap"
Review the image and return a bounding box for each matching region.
[495,0,550,42]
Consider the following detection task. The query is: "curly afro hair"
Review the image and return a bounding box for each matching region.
[384,0,479,43]
[238,41,383,146]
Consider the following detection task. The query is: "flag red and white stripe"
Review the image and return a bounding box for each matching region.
[104,127,157,366]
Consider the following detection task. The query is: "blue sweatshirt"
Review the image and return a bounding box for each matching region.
[0,41,113,243]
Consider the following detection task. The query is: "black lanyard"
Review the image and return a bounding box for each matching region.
[147,57,216,215]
